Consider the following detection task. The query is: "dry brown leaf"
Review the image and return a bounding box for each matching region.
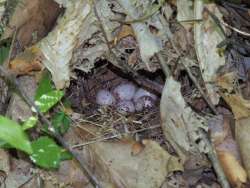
[128,49,139,66]
[220,94,250,120]
[131,141,145,156]
[217,66,250,185]
[4,158,33,188]
[61,120,184,188]
[84,139,183,188]
[9,46,43,75]
[216,72,236,93]
[6,76,37,121]
[236,118,250,181]
[217,151,247,187]
[208,115,231,146]
[56,160,94,188]
[209,115,247,186]
[114,25,135,45]
[217,72,250,120]
[0,149,10,174]
[37,0,91,89]
[2,0,61,47]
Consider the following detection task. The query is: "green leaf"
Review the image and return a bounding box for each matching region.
[30,136,61,169]
[35,90,64,113]
[51,111,70,134]
[0,116,32,154]
[0,45,10,65]
[60,149,73,161]
[0,139,12,149]
[35,71,54,100]
[22,116,38,130]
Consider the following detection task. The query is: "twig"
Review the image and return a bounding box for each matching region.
[180,60,218,115]
[200,129,230,188]
[79,119,105,128]
[0,27,100,187]
[167,27,218,114]
[221,20,250,37]
[166,12,227,187]
[71,124,161,148]
[204,6,250,37]
[0,66,100,188]
[0,7,101,186]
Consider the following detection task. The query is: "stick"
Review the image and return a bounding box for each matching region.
[200,129,230,188]
[0,66,100,188]
[180,60,218,115]
[0,32,100,188]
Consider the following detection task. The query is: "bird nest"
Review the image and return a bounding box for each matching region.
[66,62,172,151]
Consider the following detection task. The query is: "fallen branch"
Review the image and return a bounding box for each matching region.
[180,59,218,115]
[0,20,100,185]
[0,65,100,188]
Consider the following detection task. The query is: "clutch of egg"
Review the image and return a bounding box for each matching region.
[96,83,157,114]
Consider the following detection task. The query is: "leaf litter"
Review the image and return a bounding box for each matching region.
[0,0,250,187]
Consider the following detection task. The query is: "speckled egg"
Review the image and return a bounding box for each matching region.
[134,96,156,111]
[96,89,116,106]
[133,88,157,102]
[116,100,135,115]
[113,82,137,101]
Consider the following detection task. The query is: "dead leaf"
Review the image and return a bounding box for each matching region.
[83,139,183,188]
[236,118,250,181]
[2,0,61,47]
[131,141,144,156]
[216,72,236,93]
[194,2,226,105]
[114,25,135,45]
[6,76,37,122]
[208,115,230,146]
[217,151,247,187]
[4,158,33,188]
[56,160,93,188]
[9,46,43,75]
[0,149,10,174]
[128,49,139,66]
[221,94,250,120]
[37,0,91,89]
[117,0,161,71]
[217,71,250,119]
[208,115,247,186]
[160,77,208,162]
[216,51,250,185]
